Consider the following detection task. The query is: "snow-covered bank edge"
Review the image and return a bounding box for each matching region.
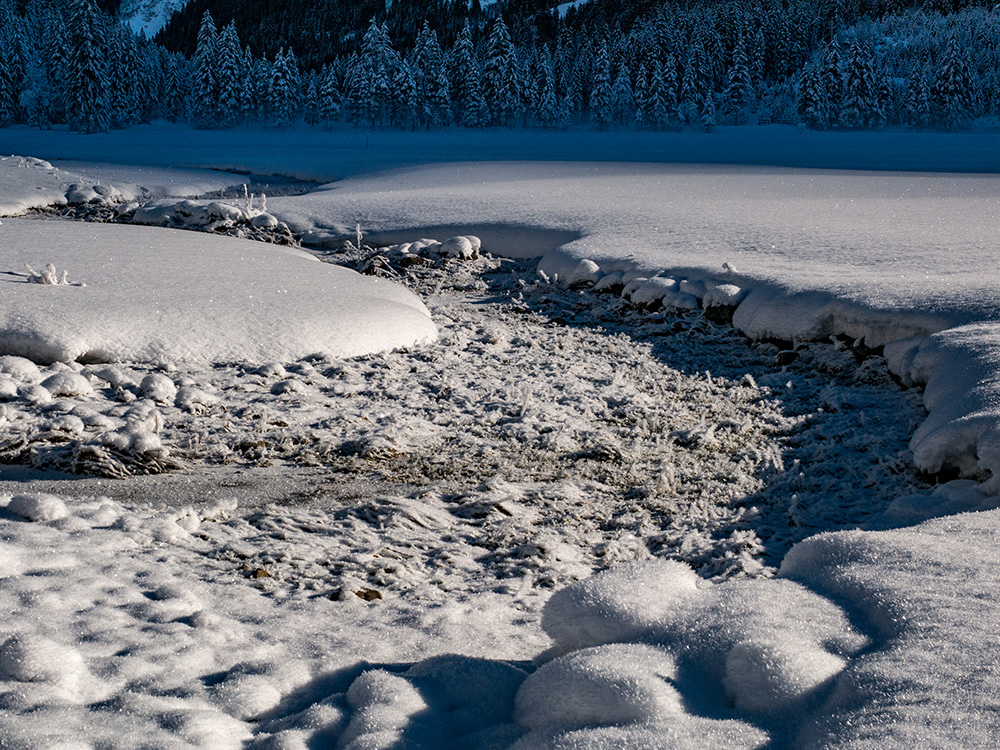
[538,246,1000,501]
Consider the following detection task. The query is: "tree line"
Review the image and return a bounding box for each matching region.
[1,0,997,134]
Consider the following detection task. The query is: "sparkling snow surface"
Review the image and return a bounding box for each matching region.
[2,134,1000,747]
[0,220,436,366]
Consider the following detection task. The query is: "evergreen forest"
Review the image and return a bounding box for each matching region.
[0,0,995,134]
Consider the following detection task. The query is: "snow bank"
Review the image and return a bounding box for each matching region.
[0,219,436,366]
[487,509,1000,748]
[0,154,248,217]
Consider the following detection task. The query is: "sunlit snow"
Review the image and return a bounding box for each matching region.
[2,131,1000,747]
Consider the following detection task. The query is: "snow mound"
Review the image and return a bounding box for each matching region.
[0,220,436,367]
[517,557,867,745]
[0,633,86,698]
[131,199,289,237]
[514,644,682,729]
[541,560,700,653]
[7,493,69,522]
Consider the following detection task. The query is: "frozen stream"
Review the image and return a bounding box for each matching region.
[0,234,930,598]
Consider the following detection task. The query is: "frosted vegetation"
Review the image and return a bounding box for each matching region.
[3,133,1000,746]
[1,0,997,134]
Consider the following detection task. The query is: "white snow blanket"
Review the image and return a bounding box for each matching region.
[3,134,1000,747]
[0,220,436,366]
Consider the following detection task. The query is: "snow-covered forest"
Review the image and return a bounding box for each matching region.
[1,0,997,133]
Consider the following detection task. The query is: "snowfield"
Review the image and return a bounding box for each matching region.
[2,129,1000,747]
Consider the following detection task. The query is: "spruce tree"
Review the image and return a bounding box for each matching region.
[722,34,753,124]
[216,22,247,127]
[484,17,518,126]
[610,62,634,127]
[461,64,489,127]
[191,10,218,127]
[319,64,342,128]
[268,48,299,128]
[66,0,108,133]
[838,40,875,129]
[589,43,612,130]
[934,33,973,130]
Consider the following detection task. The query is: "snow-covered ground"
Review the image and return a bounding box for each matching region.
[2,129,1000,747]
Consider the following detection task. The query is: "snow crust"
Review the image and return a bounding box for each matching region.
[0,219,435,366]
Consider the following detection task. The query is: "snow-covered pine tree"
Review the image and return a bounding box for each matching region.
[107,23,142,128]
[191,10,218,127]
[536,47,561,129]
[303,72,320,126]
[20,57,52,128]
[933,32,973,130]
[680,37,707,126]
[483,16,519,126]
[589,42,612,130]
[162,52,187,122]
[903,65,932,129]
[430,63,453,128]
[361,18,395,129]
[797,63,825,129]
[460,63,489,127]
[390,58,418,129]
[413,22,449,129]
[41,10,69,123]
[448,20,477,123]
[634,62,650,129]
[701,92,716,132]
[820,39,842,128]
[216,22,248,127]
[319,63,342,128]
[268,47,300,128]
[0,28,18,125]
[610,61,634,127]
[838,39,875,129]
[722,34,753,124]
[66,0,108,133]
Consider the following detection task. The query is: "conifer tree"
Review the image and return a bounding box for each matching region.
[191,10,218,127]
[722,34,753,124]
[536,49,561,129]
[838,39,875,129]
[589,43,612,130]
[484,16,519,126]
[66,0,108,133]
[319,64,342,128]
[934,33,973,130]
[448,20,477,122]
[461,64,489,127]
[20,57,52,128]
[820,40,842,128]
[268,48,299,127]
[216,22,247,127]
[611,62,634,126]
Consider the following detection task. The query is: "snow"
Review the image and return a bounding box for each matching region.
[2,128,1000,746]
[0,153,250,215]
[0,220,436,366]
[119,0,191,37]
